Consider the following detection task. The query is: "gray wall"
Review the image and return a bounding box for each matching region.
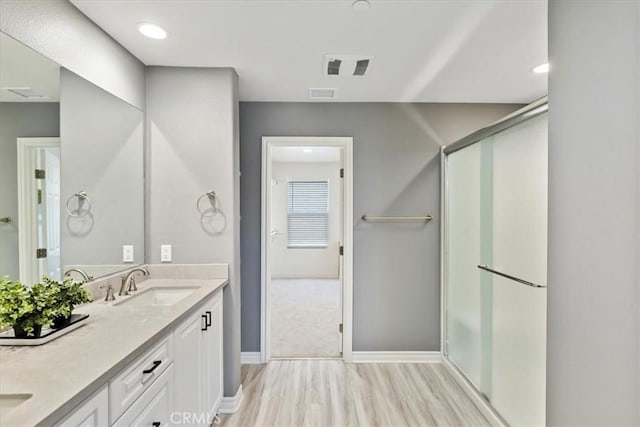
[0,102,60,280]
[60,69,144,269]
[0,0,145,110]
[547,1,640,425]
[146,67,241,397]
[240,102,521,352]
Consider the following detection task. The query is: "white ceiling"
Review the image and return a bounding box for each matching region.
[0,32,60,102]
[71,0,547,103]
[272,146,341,163]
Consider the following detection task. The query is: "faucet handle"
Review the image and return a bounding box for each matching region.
[129,277,138,292]
[101,284,116,302]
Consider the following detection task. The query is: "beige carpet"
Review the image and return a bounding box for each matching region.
[270,279,341,358]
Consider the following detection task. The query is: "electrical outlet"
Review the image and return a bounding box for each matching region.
[161,245,172,263]
[122,245,134,263]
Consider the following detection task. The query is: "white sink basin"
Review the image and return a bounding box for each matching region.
[115,287,198,307]
[0,394,31,421]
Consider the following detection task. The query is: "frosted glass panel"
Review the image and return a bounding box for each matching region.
[489,114,547,426]
[445,112,548,426]
[445,143,482,388]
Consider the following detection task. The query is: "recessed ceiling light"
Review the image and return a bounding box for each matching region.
[532,63,550,74]
[352,0,370,12]
[138,23,168,40]
[303,148,313,153]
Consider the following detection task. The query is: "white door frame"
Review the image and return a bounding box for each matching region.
[261,136,354,363]
[16,137,60,285]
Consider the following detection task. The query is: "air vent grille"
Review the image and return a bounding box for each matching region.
[2,87,49,99]
[309,88,336,100]
[354,59,370,76]
[323,54,373,77]
[327,59,342,75]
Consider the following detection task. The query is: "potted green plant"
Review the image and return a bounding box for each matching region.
[0,277,60,338]
[44,277,92,329]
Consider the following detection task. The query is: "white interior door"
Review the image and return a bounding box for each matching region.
[17,137,60,285]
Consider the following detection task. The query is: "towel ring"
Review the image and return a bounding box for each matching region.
[196,190,220,217]
[65,191,91,217]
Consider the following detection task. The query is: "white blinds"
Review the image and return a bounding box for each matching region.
[287,180,329,248]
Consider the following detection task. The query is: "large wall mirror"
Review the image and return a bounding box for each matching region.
[0,31,144,285]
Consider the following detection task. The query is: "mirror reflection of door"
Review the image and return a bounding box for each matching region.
[17,137,61,285]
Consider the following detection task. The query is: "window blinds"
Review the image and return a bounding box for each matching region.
[287,180,329,248]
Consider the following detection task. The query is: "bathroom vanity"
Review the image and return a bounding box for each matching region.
[0,264,228,427]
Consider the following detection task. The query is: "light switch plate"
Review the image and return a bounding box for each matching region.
[161,244,172,263]
[122,245,134,263]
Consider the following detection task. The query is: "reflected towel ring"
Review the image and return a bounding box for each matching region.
[196,190,220,217]
[65,191,91,217]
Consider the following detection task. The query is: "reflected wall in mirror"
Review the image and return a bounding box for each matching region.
[0,32,144,285]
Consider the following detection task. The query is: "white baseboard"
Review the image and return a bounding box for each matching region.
[218,385,244,414]
[442,357,505,427]
[271,274,340,280]
[240,352,263,364]
[351,351,442,363]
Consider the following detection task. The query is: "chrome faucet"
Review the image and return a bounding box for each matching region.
[64,268,92,282]
[119,267,150,296]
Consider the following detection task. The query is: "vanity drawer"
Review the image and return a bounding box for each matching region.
[109,334,174,422]
[113,364,174,427]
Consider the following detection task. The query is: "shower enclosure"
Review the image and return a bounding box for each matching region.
[441,100,548,426]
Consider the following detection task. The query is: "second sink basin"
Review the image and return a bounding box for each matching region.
[115,287,199,307]
[0,394,32,422]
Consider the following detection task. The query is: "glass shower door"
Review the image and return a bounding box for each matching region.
[488,114,547,426]
[445,112,548,426]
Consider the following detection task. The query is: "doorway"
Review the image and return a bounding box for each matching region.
[16,137,61,285]
[261,137,353,362]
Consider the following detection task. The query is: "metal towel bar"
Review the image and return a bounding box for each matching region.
[477,265,547,288]
[362,215,432,222]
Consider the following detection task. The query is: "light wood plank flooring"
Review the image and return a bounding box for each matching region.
[220,360,489,427]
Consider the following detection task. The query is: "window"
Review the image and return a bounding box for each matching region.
[287,180,329,248]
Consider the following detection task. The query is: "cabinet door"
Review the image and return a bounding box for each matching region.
[174,309,205,424]
[54,385,108,427]
[113,365,174,427]
[203,294,223,418]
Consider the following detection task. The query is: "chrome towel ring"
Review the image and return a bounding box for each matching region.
[196,190,220,217]
[65,191,91,217]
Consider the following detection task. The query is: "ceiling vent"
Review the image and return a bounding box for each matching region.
[2,87,49,99]
[323,54,374,77]
[309,88,336,100]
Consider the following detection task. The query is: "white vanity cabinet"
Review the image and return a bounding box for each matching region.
[174,290,224,426]
[52,288,224,427]
[54,386,108,427]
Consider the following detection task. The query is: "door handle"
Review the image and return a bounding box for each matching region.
[201,314,208,331]
[206,311,212,327]
[152,422,161,427]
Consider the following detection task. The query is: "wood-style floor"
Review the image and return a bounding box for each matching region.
[219,360,489,427]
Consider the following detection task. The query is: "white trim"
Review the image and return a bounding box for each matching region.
[442,357,506,427]
[218,385,244,414]
[271,274,340,280]
[351,351,442,363]
[240,352,263,364]
[261,136,354,364]
[17,137,60,285]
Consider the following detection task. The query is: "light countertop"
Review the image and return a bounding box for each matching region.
[0,275,228,427]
